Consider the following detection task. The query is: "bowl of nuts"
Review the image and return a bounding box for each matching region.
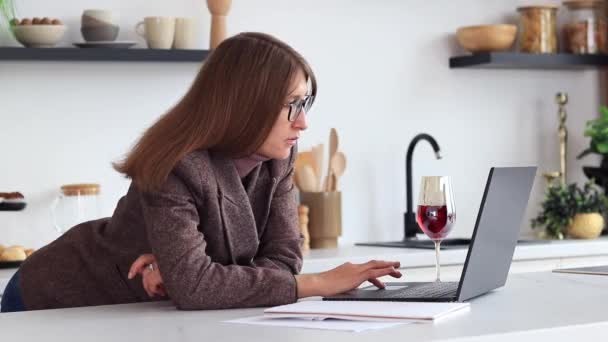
[0,244,36,268]
[456,24,518,53]
[11,17,66,48]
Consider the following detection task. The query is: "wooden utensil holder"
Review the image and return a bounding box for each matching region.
[299,191,342,249]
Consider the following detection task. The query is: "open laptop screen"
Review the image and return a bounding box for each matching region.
[457,167,536,301]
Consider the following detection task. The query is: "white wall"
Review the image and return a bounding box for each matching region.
[0,0,602,249]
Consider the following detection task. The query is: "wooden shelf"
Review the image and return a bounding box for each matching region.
[0,47,209,62]
[449,52,608,69]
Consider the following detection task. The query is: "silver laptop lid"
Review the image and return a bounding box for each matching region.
[456,167,537,301]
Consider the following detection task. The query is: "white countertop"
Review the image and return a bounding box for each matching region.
[2,271,608,341]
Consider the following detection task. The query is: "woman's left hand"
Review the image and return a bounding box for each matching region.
[128,253,168,298]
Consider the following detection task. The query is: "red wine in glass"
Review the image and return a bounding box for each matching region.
[416,176,456,282]
[416,205,456,240]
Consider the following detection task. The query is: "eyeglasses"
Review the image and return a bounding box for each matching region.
[285,95,314,122]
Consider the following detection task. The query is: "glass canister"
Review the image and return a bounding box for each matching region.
[517,5,559,53]
[562,0,607,54]
[51,183,101,234]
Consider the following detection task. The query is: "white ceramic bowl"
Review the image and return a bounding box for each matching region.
[82,10,115,26]
[13,25,67,48]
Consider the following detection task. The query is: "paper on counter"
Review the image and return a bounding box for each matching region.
[264,300,470,322]
[225,315,410,333]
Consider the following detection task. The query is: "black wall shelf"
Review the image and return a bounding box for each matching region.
[450,52,608,70]
[0,47,209,62]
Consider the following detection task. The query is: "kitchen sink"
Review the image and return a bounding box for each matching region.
[356,238,550,250]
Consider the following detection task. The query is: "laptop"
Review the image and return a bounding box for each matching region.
[324,166,537,302]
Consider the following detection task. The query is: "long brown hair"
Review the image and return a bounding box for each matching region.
[114,32,317,192]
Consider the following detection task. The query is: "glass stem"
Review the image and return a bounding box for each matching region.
[434,240,441,282]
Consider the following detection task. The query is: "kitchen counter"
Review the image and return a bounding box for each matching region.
[301,237,608,273]
[3,237,608,295]
[2,271,608,341]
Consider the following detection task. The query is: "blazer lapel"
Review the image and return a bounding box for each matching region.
[247,164,278,238]
[209,152,259,264]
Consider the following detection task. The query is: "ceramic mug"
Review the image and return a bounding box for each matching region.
[135,16,175,49]
[173,17,197,49]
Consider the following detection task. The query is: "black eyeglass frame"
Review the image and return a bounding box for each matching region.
[285,95,315,122]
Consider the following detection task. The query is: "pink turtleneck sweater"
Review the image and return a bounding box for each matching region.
[233,154,270,178]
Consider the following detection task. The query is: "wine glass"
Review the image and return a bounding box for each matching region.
[416,176,456,282]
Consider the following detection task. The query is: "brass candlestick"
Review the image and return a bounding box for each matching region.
[557,92,568,185]
[543,92,568,187]
[542,171,561,186]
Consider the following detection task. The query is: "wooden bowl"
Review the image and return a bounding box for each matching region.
[456,24,517,53]
[13,25,66,48]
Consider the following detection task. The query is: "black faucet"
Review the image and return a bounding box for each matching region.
[404,133,442,239]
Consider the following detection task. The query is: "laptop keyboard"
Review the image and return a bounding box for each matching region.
[378,282,459,299]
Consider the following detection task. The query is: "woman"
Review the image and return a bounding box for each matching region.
[1,32,401,313]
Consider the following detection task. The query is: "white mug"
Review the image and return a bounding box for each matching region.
[135,16,175,49]
[173,17,197,49]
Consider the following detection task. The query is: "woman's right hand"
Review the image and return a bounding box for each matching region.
[295,260,402,298]
[127,253,167,298]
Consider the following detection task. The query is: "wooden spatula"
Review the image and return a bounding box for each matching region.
[330,152,346,191]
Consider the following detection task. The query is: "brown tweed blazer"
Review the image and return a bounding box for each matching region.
[19,147,302,310]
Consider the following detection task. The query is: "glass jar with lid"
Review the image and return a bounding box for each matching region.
[51,183,101,234]
[562,0,607,54]
[517,5,559,53]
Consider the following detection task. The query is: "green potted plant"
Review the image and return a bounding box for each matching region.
[579,105,608,192]
[532,180,606,240]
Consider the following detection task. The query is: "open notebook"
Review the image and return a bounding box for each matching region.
[264,300,470,322]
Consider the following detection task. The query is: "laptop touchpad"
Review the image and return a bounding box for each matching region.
[362,283,410,291]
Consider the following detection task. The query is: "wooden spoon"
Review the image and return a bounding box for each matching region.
[330,152,346,191]
[295,152,316,174]
[297,165,317,192]
[329,171,338,192]
[312,144,324,191]
[324,128,339,191]
[295,151,318,191]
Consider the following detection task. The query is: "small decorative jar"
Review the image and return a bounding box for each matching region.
[517,5,559,53]
[51,183,101,234]
[562,0,607,54]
